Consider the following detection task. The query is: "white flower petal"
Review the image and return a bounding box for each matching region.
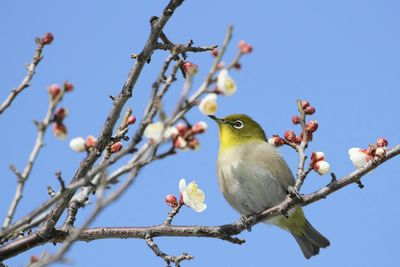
[348,147,369,168]
[315,160,330,175]
[179,178,187,193]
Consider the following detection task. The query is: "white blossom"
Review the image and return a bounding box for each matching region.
[348,147,371,169]
[179,178,207,212]
[217,69,237,96]
[199,93,218,115]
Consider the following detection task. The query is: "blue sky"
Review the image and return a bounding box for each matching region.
[1,0,400,266]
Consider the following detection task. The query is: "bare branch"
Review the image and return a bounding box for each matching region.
[0,40,47,115]
[2,95,61,228]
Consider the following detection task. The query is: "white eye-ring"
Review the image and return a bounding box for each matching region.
[232,120,244,129]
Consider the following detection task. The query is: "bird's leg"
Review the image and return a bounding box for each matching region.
[238,215,255,232]
[287,185,303,202]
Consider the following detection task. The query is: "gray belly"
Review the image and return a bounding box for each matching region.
[218,162,288,216]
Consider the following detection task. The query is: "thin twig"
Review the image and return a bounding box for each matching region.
[0,40,46,115]
[2,95,61,228]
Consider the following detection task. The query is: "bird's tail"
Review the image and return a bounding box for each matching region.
[290,219,330,259]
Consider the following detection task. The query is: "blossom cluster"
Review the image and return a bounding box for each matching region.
[144,120,208,150]
[348,138,389,169]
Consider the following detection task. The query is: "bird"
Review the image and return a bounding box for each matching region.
[209,114,329,259]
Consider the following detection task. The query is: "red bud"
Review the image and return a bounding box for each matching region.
[284,130,296,142]
[376,137,388,148]
[305,120,318,133]
[305,106,316,115]
[127,115,136,125]
[41,32,54,45]
[292,115,301,125]
[110,142,123,153]
[165,194,178,208]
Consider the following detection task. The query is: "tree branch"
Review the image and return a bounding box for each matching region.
[0,40,46,115]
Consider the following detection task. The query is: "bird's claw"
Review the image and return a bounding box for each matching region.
[239,215,255,232]
[287,185,302,201]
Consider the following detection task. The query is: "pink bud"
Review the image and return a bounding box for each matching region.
[30,255,39,263]
[305,120,318,133]
[85,135,97,148]
[211,48,219,57]
[233,62,241,70]
[176,123,187,135]
[294,136,302,144]
[110,142,123,153]
[187,138,200,150]
[216,62,225,69]
[53,107,68,122]
[53,123,67,140]
[165,194,178,208]
[305,106,316,115]
[191,121,208,134]
[182,61,198,76]
[41,32,54,45]
[64,81,74,92]
[301,100,310,109]
[311,152,325,162]
[127,115,136,125]
[268,135,285,146]
[48,84,61,99]
[292,115,301,125]
[174,136,187,150]
[376,137,388,148]
[238,40,253,54]
[284,130,296,142]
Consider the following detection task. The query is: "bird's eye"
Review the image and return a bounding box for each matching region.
[232,120,244,129]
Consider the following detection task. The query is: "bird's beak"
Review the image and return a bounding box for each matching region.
[208,115,224,124]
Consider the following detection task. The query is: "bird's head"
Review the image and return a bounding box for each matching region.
[209,114,267,151]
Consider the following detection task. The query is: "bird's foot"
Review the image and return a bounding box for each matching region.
[239,215,255,232]
[287,185,303,202]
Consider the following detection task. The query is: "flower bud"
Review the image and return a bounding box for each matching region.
[41,32,54,45]
[375,147,386,158]
[305,106,316,115]
[127,115,136,125]
[192,121,208,134]
[48,84,61,99]
[305,120,318,133]
[238,40,253,54]
[110,142,123,153]
[182,61,198,77]
[85,135,97,148]
[284,130,296,142]
[376,137,388,148]
[53,107,68,122]
[233,62,241,70]
[293,137,301,144]
[53,123,67,140]
[69,137,86,152]
[30,255,39,263]
[301,100,310,109]
[311,151,325,162]
[216,62,225,69]
[174,136,187,150]
[292,115,301,125]
[268,136,285,146]
[348,148,372,169]
[313,160,331,175]
[63,81,74,92]
[165,194,178,208]
[211,48,219,57]
[187,138,200,150]
[176,123,188,135]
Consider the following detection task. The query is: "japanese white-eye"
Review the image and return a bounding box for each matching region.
[209,114,329,259]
